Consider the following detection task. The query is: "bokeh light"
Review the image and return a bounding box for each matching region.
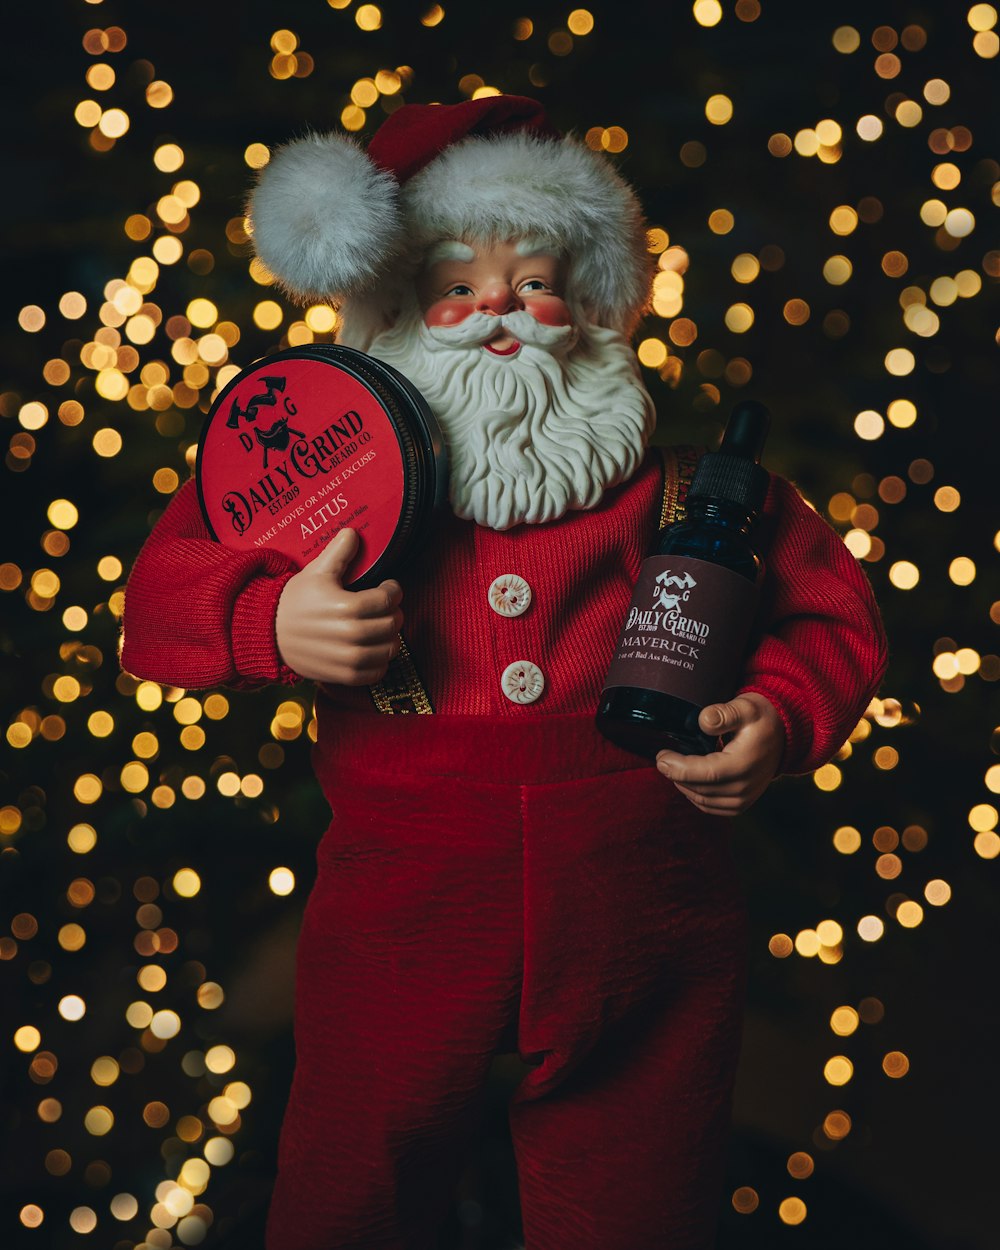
[3,7,995,1246]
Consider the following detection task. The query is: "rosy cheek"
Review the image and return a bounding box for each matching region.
[524,295,572,327]
[423,299,477,328]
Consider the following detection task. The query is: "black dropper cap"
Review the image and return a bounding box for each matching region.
[687,400,771,513]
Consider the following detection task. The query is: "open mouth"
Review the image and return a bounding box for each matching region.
[483,340,521,356]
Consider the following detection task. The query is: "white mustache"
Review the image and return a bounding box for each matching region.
[425,309,578,353]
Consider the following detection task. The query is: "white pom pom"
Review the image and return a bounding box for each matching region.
[248,133,402,301]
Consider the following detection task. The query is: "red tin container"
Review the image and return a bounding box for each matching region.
[197,345,447,588]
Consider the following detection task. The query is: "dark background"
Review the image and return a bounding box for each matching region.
[2,1,998,1247]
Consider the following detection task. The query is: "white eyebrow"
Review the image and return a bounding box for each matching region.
[515,236,562,258]
[423,239,476,266]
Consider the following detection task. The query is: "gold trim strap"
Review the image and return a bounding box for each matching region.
[658,444,703,529]
[369,634,434,715]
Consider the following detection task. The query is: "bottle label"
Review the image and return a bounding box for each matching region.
[602,555,760,707]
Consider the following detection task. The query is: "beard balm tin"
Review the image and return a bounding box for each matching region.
[196,345,448,588]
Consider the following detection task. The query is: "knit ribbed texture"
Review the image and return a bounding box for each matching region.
[121,451,888,776]
[121,479,300,690]
[736,476,889,774]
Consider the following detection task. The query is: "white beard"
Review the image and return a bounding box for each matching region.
[360,297,656,531]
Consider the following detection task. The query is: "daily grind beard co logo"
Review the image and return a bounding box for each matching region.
[623,568,711,653]
[219,374,372,537]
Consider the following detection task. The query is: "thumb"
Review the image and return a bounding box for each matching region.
[699,699,749,735]
[308,527,359,584]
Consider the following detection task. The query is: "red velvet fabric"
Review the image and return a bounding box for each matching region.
[367,96,559,184]
[268,713,748,1250]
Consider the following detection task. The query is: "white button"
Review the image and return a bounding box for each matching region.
[501,660,545,705]
[488,574,532,618]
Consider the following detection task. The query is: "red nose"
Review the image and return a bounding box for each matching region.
[477,284,521,315]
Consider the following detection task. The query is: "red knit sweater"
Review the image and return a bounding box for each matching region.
[121,450,888,776]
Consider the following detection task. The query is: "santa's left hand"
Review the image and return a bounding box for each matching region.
[655,692,785,817]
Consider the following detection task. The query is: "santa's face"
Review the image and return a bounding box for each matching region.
[416,239,571,356]
[360,236,656,531]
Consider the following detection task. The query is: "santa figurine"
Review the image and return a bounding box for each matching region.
[122,96,888,1250]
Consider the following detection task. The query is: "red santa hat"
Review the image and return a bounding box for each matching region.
[248,95,653,333]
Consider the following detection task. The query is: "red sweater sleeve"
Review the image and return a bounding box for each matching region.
[737,472,889,777]
[120,478,301,690]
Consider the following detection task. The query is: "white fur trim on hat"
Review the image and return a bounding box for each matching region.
[248,128,653,332]
[248,133,402,301]
[402,132,652,333]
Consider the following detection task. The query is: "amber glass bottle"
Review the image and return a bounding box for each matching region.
[596,401,771,757]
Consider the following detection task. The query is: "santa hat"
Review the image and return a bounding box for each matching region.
[248,95,653,333]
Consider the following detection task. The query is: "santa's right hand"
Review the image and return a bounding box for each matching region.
[275,528,404,685]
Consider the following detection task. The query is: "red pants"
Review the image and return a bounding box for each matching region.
[265,713,748,1250]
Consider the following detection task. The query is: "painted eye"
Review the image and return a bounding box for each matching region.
[518,279,550,293]
[445,284,474,297]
